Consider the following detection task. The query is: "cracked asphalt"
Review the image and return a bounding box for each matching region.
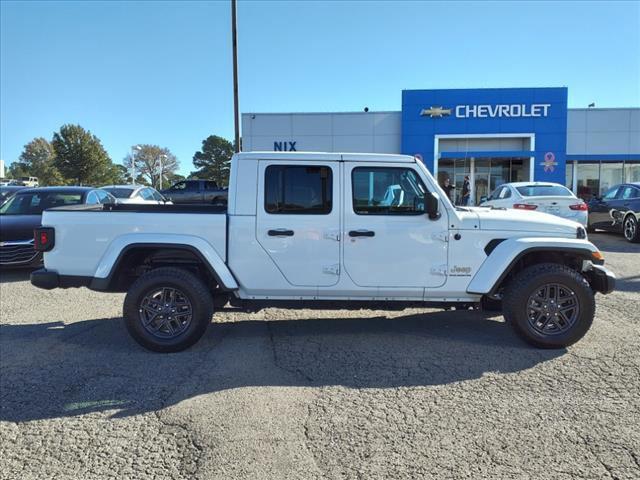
[1,232,639,479]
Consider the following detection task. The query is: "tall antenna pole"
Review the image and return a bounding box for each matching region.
[231,0,240,153]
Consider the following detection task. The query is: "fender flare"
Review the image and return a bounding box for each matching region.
[466,237,601,295]
[90,233,239,291]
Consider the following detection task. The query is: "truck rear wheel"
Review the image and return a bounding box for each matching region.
[502,263,595,349]
[123,267,214,352]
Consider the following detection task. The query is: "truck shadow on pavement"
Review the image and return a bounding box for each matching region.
[0,310,564,423]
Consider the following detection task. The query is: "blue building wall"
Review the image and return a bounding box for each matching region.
[401,87,568,184]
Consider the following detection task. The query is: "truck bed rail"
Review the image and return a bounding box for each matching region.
[48,203,227,214]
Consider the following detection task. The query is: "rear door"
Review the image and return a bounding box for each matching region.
[343,163,449,288]
[256,161,340,287]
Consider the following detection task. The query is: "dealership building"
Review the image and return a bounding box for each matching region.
[242,87,639,204]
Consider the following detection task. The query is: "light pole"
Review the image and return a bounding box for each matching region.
[157,154,167,190]
[131,145,141,185]
[231,0,240,152]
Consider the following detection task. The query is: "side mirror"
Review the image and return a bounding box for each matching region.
[426,192,441,220]
[480,195,488,204]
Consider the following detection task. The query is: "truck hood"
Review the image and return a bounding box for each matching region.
[457,207,581,236]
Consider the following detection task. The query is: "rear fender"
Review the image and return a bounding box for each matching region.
[466,237,601,295]
[93,233,239,290]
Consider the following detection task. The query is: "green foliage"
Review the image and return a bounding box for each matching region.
[191,135,233,186]
[7,162,31,179]
[123,145,179,190]
[18,137,65,186]
[52,124,118,185]
[166,172,185,186]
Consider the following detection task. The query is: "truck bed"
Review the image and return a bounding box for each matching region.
[41,204,227,277]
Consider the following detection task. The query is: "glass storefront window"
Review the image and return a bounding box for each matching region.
[599,163,624,195]
[454,157,471,174]
[576,163,599,201]
[625,162,640,183]
[437,159,455,202]
[565,162,574,190]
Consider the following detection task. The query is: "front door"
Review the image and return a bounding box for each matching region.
[256,161,340,287]
[590,186,620,228]
[343,163,449,288]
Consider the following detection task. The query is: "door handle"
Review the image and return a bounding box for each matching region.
[349,230,375,237]
[268,229,294,237]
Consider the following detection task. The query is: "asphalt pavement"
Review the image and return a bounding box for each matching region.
[1,232,639,479]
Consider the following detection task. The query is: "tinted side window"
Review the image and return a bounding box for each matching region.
[352,167,427,215]
[265,165,332,214]
[204,181,218,190]
[621,186,640,199]
[151,190,164,201]
[96,190,111,204]
[603,187,619,200]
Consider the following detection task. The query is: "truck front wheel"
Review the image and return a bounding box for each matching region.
[123,267,214,352]
[502,263,595,349]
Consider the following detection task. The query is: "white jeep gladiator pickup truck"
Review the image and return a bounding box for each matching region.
[31,152,615,352]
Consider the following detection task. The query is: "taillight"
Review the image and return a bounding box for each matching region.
[34,227,55,252]
[513,203,538,210]
[569,203,588,211]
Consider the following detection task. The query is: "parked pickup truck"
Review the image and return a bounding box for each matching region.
[160,179,227,205]
[31,152,615,352]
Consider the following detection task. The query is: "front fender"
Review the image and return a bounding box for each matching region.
[92,233,239,290]
[466,237,601,295]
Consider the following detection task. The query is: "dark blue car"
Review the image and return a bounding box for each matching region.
[587,182,640,243]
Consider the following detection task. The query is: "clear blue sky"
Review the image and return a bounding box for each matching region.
[1,0,639,176]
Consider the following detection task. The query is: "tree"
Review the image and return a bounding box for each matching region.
[191,135,233,186]
[18,137,65,186]
[110,164,133,185]
[7,162,30,180]
[123,145,179,189]
[52,124,117,185]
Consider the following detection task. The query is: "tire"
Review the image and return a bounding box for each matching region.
[123,267,214,352]
[502,263,595,349]
[623,214,640,243]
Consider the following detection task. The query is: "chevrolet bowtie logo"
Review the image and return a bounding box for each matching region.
[420,106,452,118]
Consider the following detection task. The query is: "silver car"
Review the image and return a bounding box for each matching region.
[101,185,171,205]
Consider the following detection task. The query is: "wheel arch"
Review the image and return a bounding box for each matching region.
[467,239,601,297]
[91,241,239,292]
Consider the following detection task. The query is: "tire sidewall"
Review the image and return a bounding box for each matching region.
[124,270,212,352]
[505,267,595,348]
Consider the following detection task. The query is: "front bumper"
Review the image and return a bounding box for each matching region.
[30,268,92,290]
[0,240,43,268]
[586,264,616,294]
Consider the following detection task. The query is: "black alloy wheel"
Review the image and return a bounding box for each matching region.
[526,283,579,336]
[139,287,193,339]
[623,215,640,243]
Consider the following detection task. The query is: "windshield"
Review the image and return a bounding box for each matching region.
[102,188,134,199]
[0,191,83,215]
[516,185,573,197]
